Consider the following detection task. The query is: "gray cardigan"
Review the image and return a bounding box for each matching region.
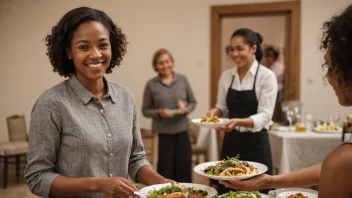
[142,73,196,134]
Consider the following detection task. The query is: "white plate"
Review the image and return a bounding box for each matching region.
[313,126,342,133]
[219,192,268,198]
[261,194,269,198]
[139,183,218,198]
[269,188,318,198]
[194,161,268,180]
[191,118,229,129]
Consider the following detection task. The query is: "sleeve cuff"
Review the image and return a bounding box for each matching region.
[31,172,60,197]
[129,159,151,181]
[249,115,263,132]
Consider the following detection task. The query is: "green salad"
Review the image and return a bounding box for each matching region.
[147,182,209,198]
[203,155,258,177]
[221,190,262,198]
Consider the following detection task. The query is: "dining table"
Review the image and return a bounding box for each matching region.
[195,128,219,162]
[269,127,343,174]
[196,126,346,175]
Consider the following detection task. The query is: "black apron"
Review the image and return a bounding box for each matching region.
[219,64,273,194]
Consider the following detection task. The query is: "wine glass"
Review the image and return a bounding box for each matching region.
[329,113,341,126]
[306,113,313,130]
[286,110,294,132]
[281,101,290,113]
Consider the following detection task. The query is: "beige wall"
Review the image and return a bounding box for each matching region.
[221,15,286,71]
[0,0,351,141]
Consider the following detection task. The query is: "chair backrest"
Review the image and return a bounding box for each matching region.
[140,128,158,169]
[7,114,28,142]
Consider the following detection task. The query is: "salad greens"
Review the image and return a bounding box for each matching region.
[221,190,262,198]
[148,182,209,198]
[204,155,257,177]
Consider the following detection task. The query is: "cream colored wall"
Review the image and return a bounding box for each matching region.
[221,15,286,71]
[0,0,351,141]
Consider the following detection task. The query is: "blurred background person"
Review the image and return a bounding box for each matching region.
[264,46,285,122]
[207,28,278,194]
[264,46,284,101]
[142,49,197,183]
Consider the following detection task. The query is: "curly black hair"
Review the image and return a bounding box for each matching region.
[321,4,352,85]
[45,7,127,77]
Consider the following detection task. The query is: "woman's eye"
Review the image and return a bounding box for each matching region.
[78,45,88,50]
[100,43,109,48]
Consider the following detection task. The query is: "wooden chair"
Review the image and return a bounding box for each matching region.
[189,122,207,165]
[0,114,28,189]
[140,128,158,170]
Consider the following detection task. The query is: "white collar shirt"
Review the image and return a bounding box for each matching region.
[215,59,278,132]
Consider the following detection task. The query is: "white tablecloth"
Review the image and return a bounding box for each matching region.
[195,128,218,161]
[269,129,342,174]
[195,126,343,172]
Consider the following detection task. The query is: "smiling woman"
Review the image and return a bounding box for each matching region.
[67,21,112,95]
[24,7,169,198]
[207,28,277,194]
[219,4,352,198]
[142,49,197,183]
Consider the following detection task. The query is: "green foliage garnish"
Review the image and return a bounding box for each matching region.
[221,190,262,198]
[148,183,209,198]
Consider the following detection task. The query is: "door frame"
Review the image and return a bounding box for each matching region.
[210,0,301,108]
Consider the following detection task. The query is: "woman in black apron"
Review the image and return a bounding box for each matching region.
[208,28,277,194]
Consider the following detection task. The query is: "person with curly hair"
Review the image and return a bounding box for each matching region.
[207,28,278,194]
[142,49,197,182]
[24,7,168,198]
[220,4,352,198]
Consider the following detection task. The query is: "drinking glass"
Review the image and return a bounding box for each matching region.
[329,113,341,126]
[286,110,294,132]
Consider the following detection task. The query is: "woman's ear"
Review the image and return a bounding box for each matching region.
[251,44,257,54]
[66,48,72,59]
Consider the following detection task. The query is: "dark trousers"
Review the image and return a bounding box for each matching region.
[157,131,192,182]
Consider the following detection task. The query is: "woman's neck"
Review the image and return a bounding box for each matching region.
[160,72,174,85]
[238,59,254,79]
[76,75,105,100]
[160,72,173,80]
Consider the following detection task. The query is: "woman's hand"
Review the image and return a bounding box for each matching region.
[100,177,137,198]
[207,108,222,117]
[159,109,172,118]
[220,118,240,132]
[219,174,273,191]
[164,178,176,184]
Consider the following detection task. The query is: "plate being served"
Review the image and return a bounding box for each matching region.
[312,126,342,133]
[194,160,268,181]
[268,188,318,198]
[312,122,342,133]
[139,182,218,198]
[191,117,229,129]
[219,191,268,198]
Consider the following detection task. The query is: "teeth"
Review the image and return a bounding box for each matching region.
[87,63,102,68]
